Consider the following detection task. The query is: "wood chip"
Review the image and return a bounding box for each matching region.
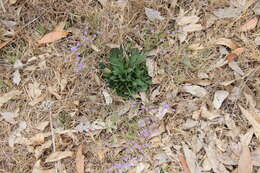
[76,145,84,173]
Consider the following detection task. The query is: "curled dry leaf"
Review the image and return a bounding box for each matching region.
[216,38,238,50]
[0,90,22,107]
[238,145,252,173]
[76,145,84,173]
[240,17,258,32]
[32,160,55,173]
[35,140,52,159]
[45,151,73,162]
[213,90,229,109]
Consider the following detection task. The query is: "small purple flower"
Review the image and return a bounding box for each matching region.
[138,121,146,127]
[92,33,97,38]
[75,57,85,72]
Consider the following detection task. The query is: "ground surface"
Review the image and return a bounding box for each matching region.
[0,0,260,173]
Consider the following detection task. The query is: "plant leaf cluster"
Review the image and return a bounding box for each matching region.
[101,48,151,98]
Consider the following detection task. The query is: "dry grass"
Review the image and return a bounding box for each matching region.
[0,0,260,172]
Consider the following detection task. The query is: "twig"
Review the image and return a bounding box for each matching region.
[49,111,58,173]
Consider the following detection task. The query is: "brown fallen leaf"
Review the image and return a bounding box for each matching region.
[37,31,68,45]
[45,151,73,162]
[240,16,259,32]
[216,38,238,50]
[227,47,246,62]
[0,90,22,107]
[76,145,84,173]
[238,145,252,173]
[178,153,191,173]
[37,22,68,45]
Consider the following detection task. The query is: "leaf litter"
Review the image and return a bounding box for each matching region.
[2,1,260,172]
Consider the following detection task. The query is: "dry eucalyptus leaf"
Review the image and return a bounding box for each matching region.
[8,121,27,147]
[183,85,208,97]
[254,2,260,15]
[38,22,68,45]
[183,144,201,173]
[201,104,221,120]
[76,145,84,173]
[240,16,259,31]
[255,36,260,46]
[228,61,244,76]
[32,160,55,173]
[102,89,112,105]
[213,90,229,109]
[239,105,260,139]
[0,112,18,124]
[215,38,238,50]
[0,90,22,107]
[205,142,229,173]
[12,70,21,85]
[213,7,242,19]
[177,15,200,26]
[145,8,164,22]
[182,24,203,32]
[238,145,252,173]
[45,151,73,162]
[177,31,188,43]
